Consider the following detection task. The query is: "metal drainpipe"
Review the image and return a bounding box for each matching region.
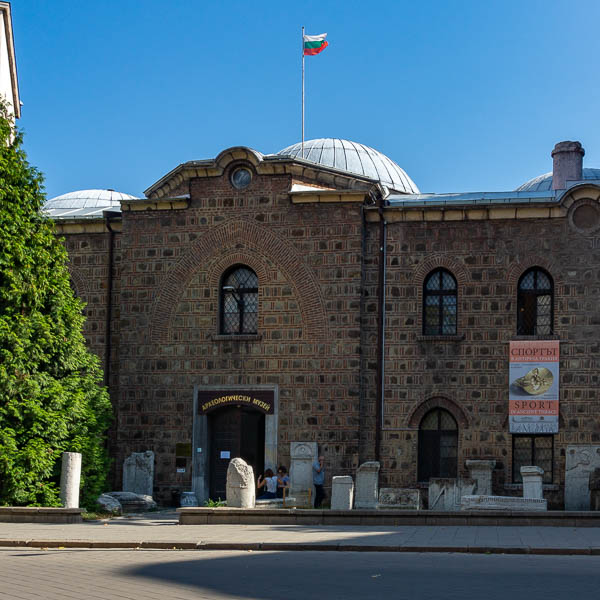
[103,214,115,388]
[375,193,387,462]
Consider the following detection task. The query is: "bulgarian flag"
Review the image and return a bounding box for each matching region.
[303,33,328,56]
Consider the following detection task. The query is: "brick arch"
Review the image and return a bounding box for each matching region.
[506,256,562,295]
[407,396,470,429]
[149,219,329,343]
[67,266,89,299]
[208,251,270,289]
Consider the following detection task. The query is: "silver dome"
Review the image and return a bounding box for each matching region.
[44,189,137,219]
[278,138,419,194]
[516,168,600,192]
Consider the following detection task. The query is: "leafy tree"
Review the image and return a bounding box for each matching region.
[0,109,112,508]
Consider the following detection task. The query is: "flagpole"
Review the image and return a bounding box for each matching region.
[301,26,305,159]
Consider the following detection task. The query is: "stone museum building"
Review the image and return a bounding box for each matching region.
[43,138,600,508]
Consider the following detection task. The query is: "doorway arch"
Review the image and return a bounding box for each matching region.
[418,408,458,482]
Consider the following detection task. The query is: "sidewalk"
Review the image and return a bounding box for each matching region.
[1,511,600,555]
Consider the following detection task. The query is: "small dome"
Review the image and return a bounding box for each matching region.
[43,189,137,219]
[516,168,600,192]
[277,138,419,194]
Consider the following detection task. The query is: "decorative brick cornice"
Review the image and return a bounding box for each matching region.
[406,396,470,429]
[149,219,329,343]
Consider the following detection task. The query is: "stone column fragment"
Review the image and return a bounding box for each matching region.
[226,458,255,508]
[60,452,82,508]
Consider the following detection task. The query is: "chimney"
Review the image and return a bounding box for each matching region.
[551,141,584,190]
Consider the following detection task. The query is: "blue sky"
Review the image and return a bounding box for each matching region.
[14,0,600,199]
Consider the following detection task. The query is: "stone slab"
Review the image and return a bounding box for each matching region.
[461,495,547,511]
[122,451,154,497]
[330,476,354,510]
[565,445,600,511]
[429,478,476,511]
[355,461,380,509]
[377,488,420,510]
[225,458,255,508]
[289,442,318,505]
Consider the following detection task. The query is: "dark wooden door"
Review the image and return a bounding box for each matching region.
[208,406,265,500]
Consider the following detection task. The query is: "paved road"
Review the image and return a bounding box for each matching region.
[1,549,599,600]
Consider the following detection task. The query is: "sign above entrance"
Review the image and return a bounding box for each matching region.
[197,390,275,415]
[509,340,559,434]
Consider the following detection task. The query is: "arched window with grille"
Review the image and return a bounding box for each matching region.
[220,265,258,335]
[517,268,553,335]
[418,408,458,481]
[423,269,457,335]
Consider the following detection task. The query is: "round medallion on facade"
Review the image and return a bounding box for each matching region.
[230,167,252,189]
[568,199,600,234]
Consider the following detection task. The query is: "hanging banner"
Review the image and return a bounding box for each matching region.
[509,340,559,433]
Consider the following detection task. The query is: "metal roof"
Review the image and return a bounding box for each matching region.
[278,138,419,194]
[386,190,555,208]
[43,189,137,219]
[516,168,600,192]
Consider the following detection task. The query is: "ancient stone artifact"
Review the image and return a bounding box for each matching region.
[104,491,157,512]
[122,451,155,497]
[521,466,544,499]
[466,460,496,496]
[565,445,600,510]
[331,476,354,510]
[60,452,82,509]
[225,458,255,508]
[290,441,318,505]
[461,495,547,511]
[428,478,476,511]
[355,461,380,509]
[378,488,420,510]
[589,468,600,511]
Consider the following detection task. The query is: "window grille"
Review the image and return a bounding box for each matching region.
[517,268,553,335]
[220,266,258,334]
[512,435,553,483]
[423,269,457,335]
[418,408,458,482]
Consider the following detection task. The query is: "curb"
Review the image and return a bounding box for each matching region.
[0,540,597,555]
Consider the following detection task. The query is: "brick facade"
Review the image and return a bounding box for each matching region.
[55,147,600,508]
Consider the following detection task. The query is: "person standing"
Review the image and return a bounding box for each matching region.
[312,454,325,508]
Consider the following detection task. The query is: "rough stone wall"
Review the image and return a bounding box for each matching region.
[115,170,365,501]
[361,215,600,508]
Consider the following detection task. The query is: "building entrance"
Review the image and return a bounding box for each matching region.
[208,406,265,500]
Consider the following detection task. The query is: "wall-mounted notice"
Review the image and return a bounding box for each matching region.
[509,340,559,433]
[220,451,231,459]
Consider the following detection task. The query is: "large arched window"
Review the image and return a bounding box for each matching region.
[517,268,553,335]
[220,265,258,335]
[423,269,457,335]
[418,408,458,482]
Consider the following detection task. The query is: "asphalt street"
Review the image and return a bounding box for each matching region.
[1,549,599,600]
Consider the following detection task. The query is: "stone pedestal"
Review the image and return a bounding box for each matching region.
[428,478,476,511]
[290,442,318,505]
[225,458,255,508]
[565,445,600,510]
[466,460,496,496]
[354,461,380,509]
[331,476,354,510]
[60,452,82,508]
[123,451,154,497]
[521,466,544,499]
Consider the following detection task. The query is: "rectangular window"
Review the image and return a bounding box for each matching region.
[512,435,553,483]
